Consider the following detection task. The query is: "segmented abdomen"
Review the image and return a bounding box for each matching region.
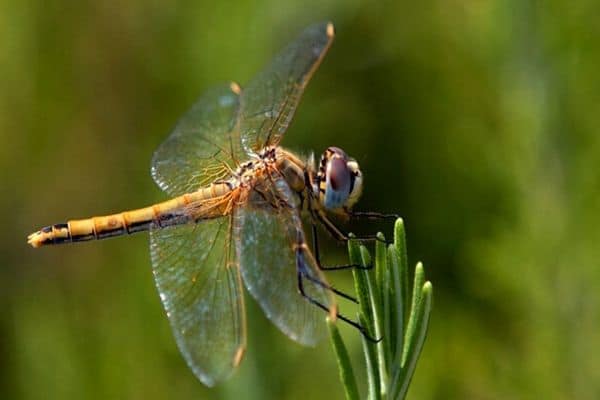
[27,183,233,247]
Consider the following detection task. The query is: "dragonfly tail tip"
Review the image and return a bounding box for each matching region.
[27,230,47,248]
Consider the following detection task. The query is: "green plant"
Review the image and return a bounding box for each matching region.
[328,218,433,400]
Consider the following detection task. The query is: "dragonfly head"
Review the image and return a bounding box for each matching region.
[319,147,363,211]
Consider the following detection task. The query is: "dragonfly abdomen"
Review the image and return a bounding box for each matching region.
[27,183,233,247]
[27,208,161,247]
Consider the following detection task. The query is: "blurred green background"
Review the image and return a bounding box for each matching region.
[2,0,599,399]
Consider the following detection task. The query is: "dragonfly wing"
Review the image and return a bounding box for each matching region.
[240,22,334,153]
[234,174,335,345]
[149,217,245,387]
[151,83,243,196]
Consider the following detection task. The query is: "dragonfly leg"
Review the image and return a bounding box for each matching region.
[313,209,388,245]
[301,267,358,304]
[296,269,380,343]
[310,222,372,271]
[347,210,400,220]
[295,231,359,303]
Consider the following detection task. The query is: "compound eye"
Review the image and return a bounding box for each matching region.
[324,157,351,209]
[329,157,351,192]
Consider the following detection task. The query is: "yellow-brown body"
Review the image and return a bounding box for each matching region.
[27,182,234,247]
[27,147,309,248]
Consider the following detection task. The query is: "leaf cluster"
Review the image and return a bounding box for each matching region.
[328,219,433,400]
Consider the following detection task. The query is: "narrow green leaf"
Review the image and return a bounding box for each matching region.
[358,245,377,313]
[391,281,433,400]
[328,317,360,400]
[359,245,388,397]
[387,245,404,364]
[381,262,393,374]
[375,232,387,314]
[359,313,381,400]
[375,233,391,373]
[348,238,373,325]
[394,219,410,327]
[350,238,387,397]
[401,262,426,367]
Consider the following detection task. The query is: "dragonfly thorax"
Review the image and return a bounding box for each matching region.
[316,147,363,211]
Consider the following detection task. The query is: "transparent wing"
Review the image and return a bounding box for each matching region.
[151,83,243,196]
[240,22,334,153]
[234,174,335,345]
[149,217,245,387]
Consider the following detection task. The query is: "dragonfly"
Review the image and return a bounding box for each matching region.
[28,22,394,386]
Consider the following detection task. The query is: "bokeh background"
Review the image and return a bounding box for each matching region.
[2,1,599,399]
